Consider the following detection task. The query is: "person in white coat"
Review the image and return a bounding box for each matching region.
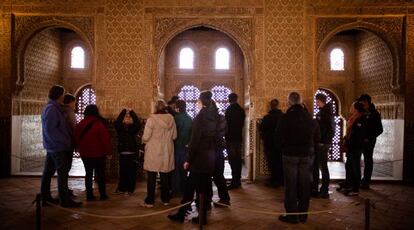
[141,100,177,207]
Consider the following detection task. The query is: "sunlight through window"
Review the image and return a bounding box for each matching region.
[179,47,194,69]
[215,47,230,70]
[71,46,85,69]
[330,48,344,71]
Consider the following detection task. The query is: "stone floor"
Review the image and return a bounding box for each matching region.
[0,177,413,230]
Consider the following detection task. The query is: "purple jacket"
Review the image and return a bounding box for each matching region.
[41,100,72,152]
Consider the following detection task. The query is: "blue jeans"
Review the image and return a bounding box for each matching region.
[172,150,187,196]
[41,151,71,203]
[283,155,313,220]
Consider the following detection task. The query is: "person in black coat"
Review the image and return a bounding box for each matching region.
[277,92,320,224]
[312,94,335,198]
[357,94,383,189]
[168,91,219,225]
[225,93,246,189]
[209,102,231,206]
[114,109,141,194]
[259,99,284,187]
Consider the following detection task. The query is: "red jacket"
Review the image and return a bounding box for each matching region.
[74,116,112,158]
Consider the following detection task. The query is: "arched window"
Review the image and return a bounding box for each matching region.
[215,47,230,70]
[179,47,194,69]
[75,85,96,123]
[178,85,200,118]
[211,85,232,115]
[330,48,344,71]
[71,46,85,69]
[313,88,344,161]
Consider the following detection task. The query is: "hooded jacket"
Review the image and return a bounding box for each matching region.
[142,113,177,172]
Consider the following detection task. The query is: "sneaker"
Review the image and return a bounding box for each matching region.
[278,215,299,224]
[100,194,109,201]
[168,212,185,223]
[61,200,82,208]
[42,197,59,207]
[140,202,154,208]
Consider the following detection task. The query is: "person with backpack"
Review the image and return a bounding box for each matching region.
[74,104,112,201]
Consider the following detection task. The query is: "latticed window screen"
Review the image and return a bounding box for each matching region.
[211,85,232,115]
[313,88,344,161]
[178,85,200,119]
[75,86,96,124]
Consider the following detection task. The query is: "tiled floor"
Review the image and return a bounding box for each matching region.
[0,177,413,230]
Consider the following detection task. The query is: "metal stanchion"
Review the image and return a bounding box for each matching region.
[365,198,370,230]
[35,194,41,230]
[199,193,205,230]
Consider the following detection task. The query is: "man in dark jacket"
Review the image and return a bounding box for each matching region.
[114,109,141,194]
[312,94,335,198]
[40,85,82,208]
[277,92,320,224]
[210,102,231,206]
[357,94,383,189]
[225,93,246,189]
[168,91,219,225]
[259,99,284,187]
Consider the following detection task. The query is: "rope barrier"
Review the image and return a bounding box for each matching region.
[212,200,361,216]
[44,200,192,219]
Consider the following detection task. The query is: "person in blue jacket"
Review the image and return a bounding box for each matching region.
[40,85,82,208]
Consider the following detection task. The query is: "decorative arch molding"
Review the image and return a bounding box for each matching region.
[152,17,254,94]
[316,17,404,94]
[13,15,94,95]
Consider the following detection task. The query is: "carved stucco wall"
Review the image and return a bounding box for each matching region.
[21,28,61,103]
[98,0,151,118]
[355,31,393,104]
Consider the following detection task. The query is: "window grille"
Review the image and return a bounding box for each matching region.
[330,48,345,71]
[178,85,200,118]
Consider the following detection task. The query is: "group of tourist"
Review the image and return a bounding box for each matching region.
[40,84,382,225]
[259,92,382,224]
[39,85,246,224]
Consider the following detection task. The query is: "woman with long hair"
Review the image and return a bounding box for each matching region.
[74,104,112,201]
